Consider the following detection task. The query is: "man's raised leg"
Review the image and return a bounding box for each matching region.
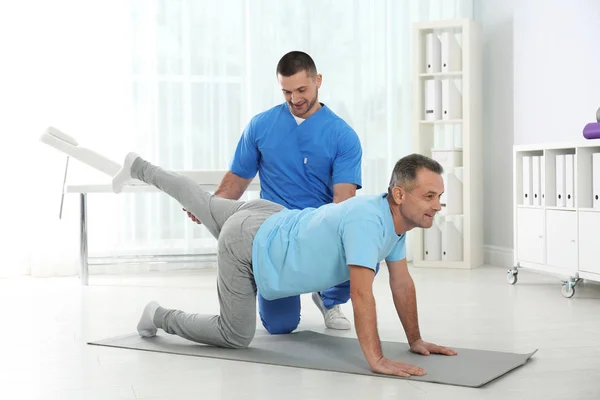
[112,152,244,239]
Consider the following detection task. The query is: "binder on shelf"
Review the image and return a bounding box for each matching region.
[440,32,462,72]
[440,168,463,214]
[442,215,463,261]
[434,128,454,150]
[522,156,532,205]
[425,33,441,73]
[556,154,566,207]
[593,152,600,209]
[431,149,462,168]
[532,156,541,206]
[424,79,442,121]
[451,125,463,148]
[434,125,462,149]
[565,154,574,207]
[541,155,546,206]
[433,130,446,149]
[424,216,442,261]
[441,79,462,120]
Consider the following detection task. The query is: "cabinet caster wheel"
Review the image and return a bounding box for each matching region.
[561,283,575,298]
[507,271,518,285]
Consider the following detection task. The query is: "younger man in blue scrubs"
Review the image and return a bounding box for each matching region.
[186,51,362,333]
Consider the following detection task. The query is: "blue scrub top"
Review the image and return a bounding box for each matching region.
[229,102,363,209]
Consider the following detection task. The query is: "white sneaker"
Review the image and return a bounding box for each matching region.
[311,292,351,330]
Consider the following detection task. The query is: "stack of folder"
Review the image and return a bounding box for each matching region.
[424,214,463,262]
[423,32,463,121]
[521,155,545,206]
[424,32,462,74]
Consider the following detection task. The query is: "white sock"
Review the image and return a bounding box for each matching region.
[112,152,140,194]
[137,301,160,338]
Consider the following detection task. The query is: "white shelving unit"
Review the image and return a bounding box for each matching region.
[411,19,484,270]
[511,141,600,298]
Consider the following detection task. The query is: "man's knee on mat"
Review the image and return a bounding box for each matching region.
[222,331,254,349]
[260,314,300,335]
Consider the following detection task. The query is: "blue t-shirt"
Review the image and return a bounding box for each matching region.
[252,193,406,300]
[229,103,362,209]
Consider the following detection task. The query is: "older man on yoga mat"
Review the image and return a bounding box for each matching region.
[111,152,457,378]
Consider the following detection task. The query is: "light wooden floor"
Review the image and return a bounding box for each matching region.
[1,264,599,399]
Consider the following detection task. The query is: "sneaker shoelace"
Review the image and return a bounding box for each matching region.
[326,305,345,320]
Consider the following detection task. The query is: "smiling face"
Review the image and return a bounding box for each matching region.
[389,167,444,231]
[278,70,322,119]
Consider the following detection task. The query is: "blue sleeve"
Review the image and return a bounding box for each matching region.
[332,125,362,189]
[341,220,383,271]
[229,120,260,179]
[385,234,407,262]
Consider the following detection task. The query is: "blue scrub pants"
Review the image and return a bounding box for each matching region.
[258,263,380,334]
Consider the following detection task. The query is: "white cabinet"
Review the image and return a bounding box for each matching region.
[545,210,577,270]
[578,211,600,275]
[516,208,544,264]
[512,142,600,298]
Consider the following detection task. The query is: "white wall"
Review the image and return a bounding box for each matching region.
[474,0,600,267]
[474,0,516,266]
[514,0,600,145]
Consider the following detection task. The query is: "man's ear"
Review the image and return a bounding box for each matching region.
[315,73,322,88]
[392,186,403,204]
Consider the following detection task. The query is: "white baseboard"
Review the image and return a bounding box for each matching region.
[484,245,514,268]
[88,244,515,273]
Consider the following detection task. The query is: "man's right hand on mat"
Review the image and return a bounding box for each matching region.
[183,208,202,224]
[410,339,458,357]
[371,357,426,377]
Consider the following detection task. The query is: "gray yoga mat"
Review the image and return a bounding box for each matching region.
[88,330,537,388]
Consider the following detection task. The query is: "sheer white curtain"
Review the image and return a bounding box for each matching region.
[0,0,472,278]
[1,0,134,277]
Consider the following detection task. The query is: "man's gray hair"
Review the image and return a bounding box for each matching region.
[388,153,444,192]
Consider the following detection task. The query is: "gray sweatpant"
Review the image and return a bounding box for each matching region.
[130,157,283,348]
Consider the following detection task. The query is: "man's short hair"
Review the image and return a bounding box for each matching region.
[388,153,444,192]
[276,51,318,77]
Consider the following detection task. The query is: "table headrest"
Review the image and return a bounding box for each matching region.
[45,126,78,146]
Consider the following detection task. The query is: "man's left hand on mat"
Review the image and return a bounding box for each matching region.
[409,339,458,356]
